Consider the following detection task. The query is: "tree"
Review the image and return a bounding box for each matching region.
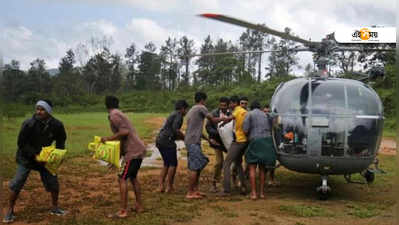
[109,54,122,93]
[53,49,84,98]
[25,59,52,102]
[74,36,114,67]
[213,39,241,85]
[1,60,26,102]
[178,36,196,86]
[266,28,300,77]
[59,49,75,74]
[82,48,120,95]
[160,37,179,90]
[137,42,161,90]
[195,35,215,87]
[125,43,138,90]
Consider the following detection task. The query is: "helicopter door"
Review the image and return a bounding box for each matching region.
[308,117,329,156]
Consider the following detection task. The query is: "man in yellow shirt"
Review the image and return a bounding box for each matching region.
[219,96,248,196]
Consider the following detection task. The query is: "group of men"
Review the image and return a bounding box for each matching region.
[3,93,277,223]
[156,92,277,200]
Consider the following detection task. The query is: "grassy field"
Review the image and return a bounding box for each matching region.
[0,112,165,178]
[0,112,397,225]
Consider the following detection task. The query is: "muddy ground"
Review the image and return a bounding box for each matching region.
[1,117,396,225]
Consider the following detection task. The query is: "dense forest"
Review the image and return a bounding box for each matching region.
[0,28,395,122]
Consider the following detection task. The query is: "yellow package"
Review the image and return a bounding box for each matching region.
[36,146,67,175]
[88,136,120,168]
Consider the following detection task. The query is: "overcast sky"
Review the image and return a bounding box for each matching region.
[0,0,395,72]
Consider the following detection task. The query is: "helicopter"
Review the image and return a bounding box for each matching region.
[196,13,394,199]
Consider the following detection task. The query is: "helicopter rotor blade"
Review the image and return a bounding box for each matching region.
[199,13,318,46]
[189,48,311,58]
[190,50,279,57]
[334,47,395,52]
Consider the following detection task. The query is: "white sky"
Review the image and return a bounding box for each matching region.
[0,0,395,75]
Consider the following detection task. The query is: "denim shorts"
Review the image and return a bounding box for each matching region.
[9,164,59,193]
[186,144,209,171]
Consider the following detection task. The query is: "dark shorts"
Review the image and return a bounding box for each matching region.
[9,164,59,193]
[158,146,178,167]
[118,158,143,180]
[186,144,209,171]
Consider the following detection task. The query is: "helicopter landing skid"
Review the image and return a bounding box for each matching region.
[369,158,386,174]
[344,169,377,185]
[316,176,331,200]
[344,174,366,184]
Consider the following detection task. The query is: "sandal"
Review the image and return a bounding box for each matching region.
[185,194,203,199]
[107,210,128,219]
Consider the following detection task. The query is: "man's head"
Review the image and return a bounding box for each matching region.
[250,100,261,111]
[239,96,249,109]
[219,97,230,113]
[105,96,119,110]
[175,99,189,116]
[35,99,53,121]
[194,92,207,104]
[229,95,240,109]
[263,104,270,114]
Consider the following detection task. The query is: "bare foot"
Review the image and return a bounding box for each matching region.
[166,187,175,193]
[135,205,144,214]
[107,209,128,218]
[250,192,257,200]
[186,192,203,199]
[158,185,165,193]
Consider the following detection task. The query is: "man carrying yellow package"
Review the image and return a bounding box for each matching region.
[101,96,146,219]
[88,136,120,168]
[36,146,67,176]
[3,100,68,224]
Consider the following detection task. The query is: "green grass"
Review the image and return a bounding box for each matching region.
[0,112,165,178]
[0,112,397,225]
[383,117,397,137]
[345,203,381,218]
[279,204,333,217]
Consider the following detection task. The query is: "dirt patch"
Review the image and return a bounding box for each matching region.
[1,140,396,225]
[378,138,397,155]
[68,125,108,130]
[144,117,165,129]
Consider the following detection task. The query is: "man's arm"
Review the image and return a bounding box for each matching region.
[55,122,67,149]
[219,114,234,127]
[101,129,129,142]
[172,114,185,140]
[206,113,230,124]
[205,110,219,138]
[17,120,37,158]
[101,114,129,143]
[242,113,251,136]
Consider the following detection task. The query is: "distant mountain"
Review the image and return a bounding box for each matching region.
[47,68,59,76]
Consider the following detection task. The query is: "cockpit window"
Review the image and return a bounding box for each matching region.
[311,80,345,114]
[346,84,381,115]
[271,79,309,114]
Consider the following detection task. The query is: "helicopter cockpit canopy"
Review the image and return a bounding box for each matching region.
[271,78,383,159]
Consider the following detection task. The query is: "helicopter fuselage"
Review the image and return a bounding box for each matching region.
[271,77,383,175]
